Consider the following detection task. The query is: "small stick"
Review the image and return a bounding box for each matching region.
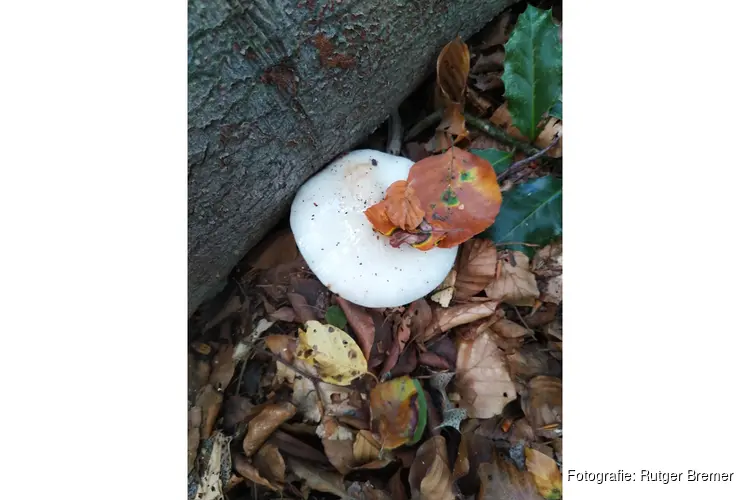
[464,112,540,157]
[498,133,561,182]
[496,241,541,248]
[404,110,442,141]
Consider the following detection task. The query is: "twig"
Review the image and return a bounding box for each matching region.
[496,241,540,247]
[386,109,403,155]
[404,110,442,141]
[464,112,540,157]
[497,133,561,183]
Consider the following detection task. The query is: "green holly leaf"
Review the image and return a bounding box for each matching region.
[324,305,348,330]
[502,5,562,141]
[549,100,562,120]
[471,148,513,175]
[481,175,562,256]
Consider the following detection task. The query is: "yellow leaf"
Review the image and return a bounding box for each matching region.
[296,321,368,385]
[524,448,562,500]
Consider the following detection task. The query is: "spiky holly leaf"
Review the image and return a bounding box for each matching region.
[481,175,562,256]
[370,377,428,450]
[502,5,562,141]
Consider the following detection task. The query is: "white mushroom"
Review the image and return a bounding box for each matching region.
[290,150,458,308]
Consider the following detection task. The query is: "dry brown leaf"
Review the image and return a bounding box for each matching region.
[269,306,296,322]
[288,457,348,498]
[478,453,543,500]
[551,438,562,463]
[506,344,562,382]
[472,72,504,91]
[353,430,382,464]
[455,331,517,418]
[188,351,211,400]
[426,300,500,341]
[336,296,376,360]
[242,402,296,457]
[525,448,562,500]
[253,443,285,486]
[287,291,316,323]
[384,179,426,231]
[233,452,280,491]
[265,334,296,363]
[544,320,562,341]
[408,436,455,500]
[485,251,540,306]
[250,228,300,270]
[453,434,471,481]
[524,303,559,328]
[492,318,530,338]
[455,239,498,300]
[418,351,452,370]
[209,343,235,392]
[291,374,322,423]
[522,376,562,439]
[317,416,356,475]
[532,241,563,305]
[269,429,330,464]
[188,406,201,473]
[430,269,456,307]
[389,468,409,500]
[195,385,223,439]
[347,481,392,500]
[490,103,527,142]
[437,38,470,106]
[534,118,562,158]
[472,52,506,73]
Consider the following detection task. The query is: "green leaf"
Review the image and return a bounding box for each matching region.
[549,100,562,120]
[407,380,428,446]
[471,148,513,176]
[482,175,562,256]
[324,305,347,330]
[502,5,562,141]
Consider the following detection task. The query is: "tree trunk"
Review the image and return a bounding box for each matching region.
[188,0,515,315]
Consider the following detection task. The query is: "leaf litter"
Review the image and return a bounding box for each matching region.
[187,3,562,498]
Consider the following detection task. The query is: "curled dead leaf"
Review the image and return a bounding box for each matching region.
[532,241,563,305]
[384,180,425,231]
[522,376,562,439]
[506,343,562,382]
[188,407,201,473]
[408,435,455,500]
[426,300,500,341]
[288,457,348,498]
[455,239,498,300]
[317,416,356,475]
[242,401,296,457]
[534,119,562,158]
[436,37,470,106]
[233,452,280,491]
[455,331,517,418]
[485,251,540,306]
[195,385,223,439]
[525,447,562,500]
[478,452,543,500]
[253,443,285,487]
[492,318,530,339]
[353,430,382,465]
[335,296,376,360]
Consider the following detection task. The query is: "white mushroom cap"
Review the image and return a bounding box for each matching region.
[290,150,458,308]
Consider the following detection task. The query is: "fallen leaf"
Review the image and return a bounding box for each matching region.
[476,11,514,49]
[353,430,383,465]
[387,343,418,379]
[478,452,543,500]
[524,303,558,328]
[242,402,296,457]
[209,342,235,392]
[389,468,409,500]
[270,306,296,322]
[269,429,329,464]
[195,385,223,439]
[473,51,505,73]
[543,320,562,341]
[485,251,540,306]
[188,407,201,473]
[534,118,562,158]
[287,291,316,323]
[472,72,504,91]
[525,448,562,499]
[432,38,471,149]
[291,374,322,423]
[427,335,458,367]
[522,376,562,439]
[408,436,455,500]
[384,180,426,231]
[253,443,285,487]
[551,438,562,463]
[489,103,527,141]
[492,318,530,339]
[506,344,562,381]
[233,452,280,491]
[336,296,376,360]
[455,239,498,300]
[188,351,211,400]
[453,435,471,481]
[193,432,233,500]
[233,318,275,362]
[532,240,562,304]
[325,304,348,330]
[370,377,428,450]
[265,334,297,363]
[317,416,356,475]
[430,269,456,307]
[455,331,517,418]
[418,351,452,370]
[425,300,500,341]
[249,228,300,270]
[347,481,392,500]
[287,457,348,498]
[222,395,256,430]
[296,320,368,385]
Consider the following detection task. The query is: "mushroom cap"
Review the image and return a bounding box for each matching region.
[290,150,458,308]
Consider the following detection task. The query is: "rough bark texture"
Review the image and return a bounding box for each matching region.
[188,0,515,315]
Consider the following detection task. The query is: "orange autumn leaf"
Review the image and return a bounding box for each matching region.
[383,180,425,231]
[430,38,471,152]
[408,147,502,248]
[364,201,399,236]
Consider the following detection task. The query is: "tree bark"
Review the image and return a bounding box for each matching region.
[188,0,515,315]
